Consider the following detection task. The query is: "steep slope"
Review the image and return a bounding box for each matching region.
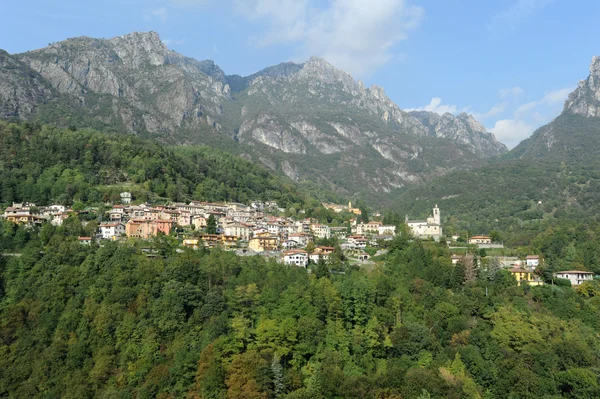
[2,31,506,203]
[409,111,506,157]
[0,50,57,120]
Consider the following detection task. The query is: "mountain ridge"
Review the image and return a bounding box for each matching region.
[1,30,506,204]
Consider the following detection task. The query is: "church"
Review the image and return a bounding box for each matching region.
[406,205,442,241]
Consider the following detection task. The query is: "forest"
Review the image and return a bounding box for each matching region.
[2,219,600,398]
[0,121,317,208]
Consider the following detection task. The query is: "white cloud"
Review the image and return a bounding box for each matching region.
[148,7,168,23]
[233,0,424,77]
[489,87,572,148]
[516,87,572,117]
[407,97,458,115]
[488,0,555,32]
[490,119,536,148]
[473,103,507,120]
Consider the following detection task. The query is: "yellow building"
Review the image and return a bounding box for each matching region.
[509,267,544,286]
[249,235,279,252]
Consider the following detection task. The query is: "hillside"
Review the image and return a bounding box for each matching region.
[0,31,506,204]
[0,121,316,208]
[2,221,600,398]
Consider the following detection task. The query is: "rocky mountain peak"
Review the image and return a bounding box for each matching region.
[108,31,169,67]
[299,56,356,87]
[564,56,600,117]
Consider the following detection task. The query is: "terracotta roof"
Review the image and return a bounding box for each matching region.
[526,255,540,259]
[78,236,92,240]
[284,249,308,256]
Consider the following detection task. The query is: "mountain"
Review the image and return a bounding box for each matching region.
[409,111,506,158]
[510,56,600,160]
[391,56,600,241]
[0,31,506,203]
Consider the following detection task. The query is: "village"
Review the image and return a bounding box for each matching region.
[1,197,593,286]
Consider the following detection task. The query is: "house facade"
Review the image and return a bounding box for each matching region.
[283,250,309,267]
[99,222,126,240]
[554,271,594,286]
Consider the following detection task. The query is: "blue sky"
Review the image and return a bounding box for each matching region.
[1,0,599,148]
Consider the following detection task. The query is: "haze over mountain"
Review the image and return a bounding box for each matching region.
[0,31,506,204]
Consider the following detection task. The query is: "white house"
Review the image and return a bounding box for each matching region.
[378,225,396,236]
[311,224,331,239]
[224,223,251,240]
[288,232,313,247]
[347,235,368,249]
[554,270,594,286]
[283,250,309,267]
[281,240,299,249]
[526,255,540,269]
[99,222,126,240]
[468,236,492,245]
[120,192,132,204]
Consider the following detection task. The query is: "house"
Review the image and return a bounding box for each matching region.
[310,224,331,239]
[330,226,348,240]
[347,235,368,249]
[249,235,280,252]
[221,235,238,248]
[288,232,313,247]
[526,255,540,269]
[281,240,299,249]
[554,270,594,286]
[78,236,92,245]
[406,205,442,241]
[451,254,462,265]
[224,223,251,240]
[314,246,335,255]
[378,225,396,236]
[5,214,47,227]
[468,236,492,245]
[198,234,221,248]
[509,267,544,286]
[153,219,174,236]
[283,250,309,267]
[100,222,126,240]
[120,192,132,204]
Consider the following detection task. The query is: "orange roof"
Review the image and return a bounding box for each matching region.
[284,249,308,255]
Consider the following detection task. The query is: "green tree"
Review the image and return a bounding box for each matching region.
[207,214,217,235]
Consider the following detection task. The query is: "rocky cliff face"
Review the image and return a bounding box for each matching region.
[17,32,230,134]
[0,50,56,120]
[564,56,600,117]
[409,111,507,157]
[1,31,507,203]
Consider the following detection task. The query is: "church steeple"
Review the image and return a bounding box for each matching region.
[433,204,440,225]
